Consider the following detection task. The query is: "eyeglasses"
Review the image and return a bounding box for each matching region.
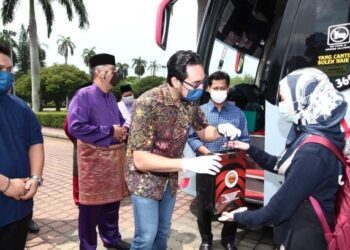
[182,76,208,90]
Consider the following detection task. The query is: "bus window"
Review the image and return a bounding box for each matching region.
[281,0,350,91]
[208,39,259,85]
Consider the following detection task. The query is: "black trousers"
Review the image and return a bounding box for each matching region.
[0,213,31,250]
[197,188,237,244]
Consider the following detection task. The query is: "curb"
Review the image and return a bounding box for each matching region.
[42,131,69,140]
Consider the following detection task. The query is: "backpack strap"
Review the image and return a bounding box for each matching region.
[300,135,346,235]
[309,196,332,234]
[341,118,350,140]
[301,135,347,166]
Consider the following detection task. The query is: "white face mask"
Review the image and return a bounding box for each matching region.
[210,90,227,104]
[122,95,134,105]
[278,102,300,124]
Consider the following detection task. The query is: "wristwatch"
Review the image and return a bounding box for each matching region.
[31,175,44,186]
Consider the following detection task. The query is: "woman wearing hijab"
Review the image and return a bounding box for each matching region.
[221,68,347,250]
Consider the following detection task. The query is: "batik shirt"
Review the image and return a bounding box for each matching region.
[127,83,208,200]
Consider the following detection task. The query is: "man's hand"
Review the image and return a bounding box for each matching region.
[218,123,241,140]
[113,125,127,141]
[182,155,222,175]
[3,178,27,200]
[20,178,39,200]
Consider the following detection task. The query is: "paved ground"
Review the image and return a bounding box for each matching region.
[24,128,277,250]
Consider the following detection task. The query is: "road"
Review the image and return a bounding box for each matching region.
[25,136,276,250]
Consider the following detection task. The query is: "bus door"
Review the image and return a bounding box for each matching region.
[196,0,290,205]
[197,0,350,205]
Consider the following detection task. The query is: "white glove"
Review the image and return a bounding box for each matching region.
[181,155,222,175]
[218,123,242,140]
[218,207,248,221]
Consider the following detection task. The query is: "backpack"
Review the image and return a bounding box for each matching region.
[300,134,350,250]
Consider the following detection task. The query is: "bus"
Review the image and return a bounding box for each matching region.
[156,0,350,206]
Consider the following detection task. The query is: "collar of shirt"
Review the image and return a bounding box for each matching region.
[208,99,230,112]
[92,83,110,97]
[161,83,178,107]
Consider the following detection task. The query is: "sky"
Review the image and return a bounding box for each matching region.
[1,0,257,77]
[2,0,198,76]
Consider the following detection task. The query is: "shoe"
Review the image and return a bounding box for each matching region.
[28,219,39,234]
[221,242,237,250]
[114,240,131,250]
[199,242,212,250]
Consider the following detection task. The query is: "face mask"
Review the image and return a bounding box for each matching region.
[0,71,14,95]
[210,90,227,104]
[109,70,124,86]
[122,95,134,105]
[182,89,204,102]
[278,102,300,124]
[104,69,123,86]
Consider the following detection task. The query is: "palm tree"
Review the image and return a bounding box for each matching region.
[132,57,147,79]
[117,62,129,82]
[1,0,89,112]
[57,35,75,64]
[82,47,96,67]
[148,60,160,76]
[0,31,18,66]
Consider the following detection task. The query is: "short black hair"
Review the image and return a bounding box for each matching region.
[208,71,230,87]
[0,45,10,57]
[166,50,203,86]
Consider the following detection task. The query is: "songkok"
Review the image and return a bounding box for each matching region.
[89,53,116,68]
[120,84,133,93]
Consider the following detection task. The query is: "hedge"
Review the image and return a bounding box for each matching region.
[36,112,67,128]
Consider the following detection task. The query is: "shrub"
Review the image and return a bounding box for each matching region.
[112,76,165,99]
[133,76,165,97]
[36,112,67,128]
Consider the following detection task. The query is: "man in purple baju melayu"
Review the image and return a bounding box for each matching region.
[68,53,130,250]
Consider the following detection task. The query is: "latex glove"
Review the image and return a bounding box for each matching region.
[218,207,248,222]
[181,155,222,175]
[218,123,242,140]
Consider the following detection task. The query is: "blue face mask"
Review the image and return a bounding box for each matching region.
[182,89,204,102]
[0,71,14,95]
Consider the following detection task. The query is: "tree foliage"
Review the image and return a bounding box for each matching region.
[148,60,160,76]
[82,47,96,66]
[1,0,89,112]
[111,76,164,99]
[16,64,90,110]
[230,74,255,86]
[16,24,46,77]
[117,62,129,82]
[16,25,30,75]
[132,76,165,97]
[57,35,76,64]
[132,57,147,79]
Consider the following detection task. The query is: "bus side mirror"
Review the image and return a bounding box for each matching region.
[235,52,245,74]
[155,0,178,50]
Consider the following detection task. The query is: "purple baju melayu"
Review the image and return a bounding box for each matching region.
[68,83,128,250]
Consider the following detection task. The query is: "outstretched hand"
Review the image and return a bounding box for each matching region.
[182,154,222,175]
[223,140,250,151]
[218,207,248,222]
